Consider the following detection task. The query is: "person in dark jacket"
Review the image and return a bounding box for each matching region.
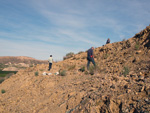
[87,47,96,70]
[106,38,110,44]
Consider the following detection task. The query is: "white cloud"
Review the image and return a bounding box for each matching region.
[1,0,150,60]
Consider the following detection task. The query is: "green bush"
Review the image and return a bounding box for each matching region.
[1,89,6,94]
[35,71,39,76]
[59,70,66,76]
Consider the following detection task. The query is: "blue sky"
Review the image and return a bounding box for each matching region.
[0,0,150,61]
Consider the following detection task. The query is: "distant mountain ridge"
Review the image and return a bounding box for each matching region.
[0,56,47,71]
[0,56,47,64]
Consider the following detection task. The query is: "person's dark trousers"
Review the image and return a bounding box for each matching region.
[87,57,96,70]
[48,63,52,71]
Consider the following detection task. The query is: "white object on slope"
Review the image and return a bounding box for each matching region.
[42,72,47,75]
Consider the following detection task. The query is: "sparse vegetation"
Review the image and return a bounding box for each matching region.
[35,71,39,76]
[0,71,17,77]
[84,71,88,75]
[68,64,76,71]
[0,71,17,85]
[122,66,130,77]
[76,58,80,60]
[126,40,131,48]
[112,76,119,82]
[78,51,84,54]
[113,52,117,56]
[81,56,86,59]
[59,70,66,76]
[1,89,6,94]
[122,38,126,41]
[89,66,95,75]
[40,69,44,71]
[66,52,74,57]
[29,64,34,67]
[79,66,85,72]
[0,63,8,70]
[63,52,74,60]
[0,79,5,84]
[87,64,100,75]
[103,53,109,59]
[135,41,140,50]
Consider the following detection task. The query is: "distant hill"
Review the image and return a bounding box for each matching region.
[0,25,150,113]
[0,56,47,71]
[0,56,47,64]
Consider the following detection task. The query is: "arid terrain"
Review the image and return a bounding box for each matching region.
[0,25,150,113]
[0,56,47,71]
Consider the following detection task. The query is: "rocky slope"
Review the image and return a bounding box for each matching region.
[0,25,150,113]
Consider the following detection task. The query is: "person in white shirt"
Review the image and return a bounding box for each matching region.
[48,55,53,71]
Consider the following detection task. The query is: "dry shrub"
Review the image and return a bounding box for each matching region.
[59,70,67,76]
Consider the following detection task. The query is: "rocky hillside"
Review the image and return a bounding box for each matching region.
[0,25,150,113]
[0,56,47,71]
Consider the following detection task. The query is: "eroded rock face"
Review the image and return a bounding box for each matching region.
[0,25,150,113]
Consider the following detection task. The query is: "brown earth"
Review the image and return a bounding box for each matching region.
[0,25,150,113]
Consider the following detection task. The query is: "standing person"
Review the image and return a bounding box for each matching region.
[106,38,110,44]
[87,47,96,70]
[48,55,53,71]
